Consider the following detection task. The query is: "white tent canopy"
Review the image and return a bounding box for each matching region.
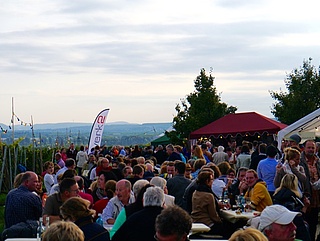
[277,108,320,149]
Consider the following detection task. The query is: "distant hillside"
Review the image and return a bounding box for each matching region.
[0,122,173,146]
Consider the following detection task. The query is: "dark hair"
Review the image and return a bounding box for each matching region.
[241,145,250,154]
[65,158,76,168]
[98,171,118,183]
[210,165,221,178]
[266,145,277,158]
[217,162,231,175]
[196,171,212,185]
[155,205,192,239]
[174,161,186,174]
[62,170,77,180]
[105,180,116,199]
[60,178,77,193]
[76,176,84,189]
[133,164,144,175]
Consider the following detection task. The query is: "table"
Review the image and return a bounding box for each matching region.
[190,223,210,234]
[220,210,260,224]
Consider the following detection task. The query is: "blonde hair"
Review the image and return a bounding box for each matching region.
[274,173,301,198]
[42,221,84,241]
[193,145,205,159]
[13,173,24,188]
[284,147,300,162]
[229,228,268,241]
[60,197,95,221]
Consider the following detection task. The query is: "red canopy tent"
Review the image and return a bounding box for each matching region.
[189,112,287,139]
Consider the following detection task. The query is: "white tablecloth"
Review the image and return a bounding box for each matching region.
[220,210,260,224]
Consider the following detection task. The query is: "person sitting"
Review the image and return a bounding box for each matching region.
[272,174,311,241]
[43,178,79,225]
[54,158,76,184]
[229,227,268,241]
[126,164,144,186]
[101,179,135,224]
[60,197,110,241]
[191,170,224,237]
[155,205,192,241]
[150,176,175,206]
[210,164,226,198]
[92,171,117,203]
[112,186,165,241]
[42,221,84,241]
[92,180,116,220]
[159,161,175,180]
[75,176,93,207]
[258,205,300,241]
[5,171,42,228]
[228,167,248,205]
[241,169,272,212]
[109,179,149,239]
[43,161,55,194]
[182,167,214,213]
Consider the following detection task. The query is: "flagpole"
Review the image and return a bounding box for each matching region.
[31,115,35,171]
[11,97,14,145]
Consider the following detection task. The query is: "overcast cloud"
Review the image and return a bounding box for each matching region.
[1,0,320,125]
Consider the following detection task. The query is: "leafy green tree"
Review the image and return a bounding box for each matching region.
[270,58,320,125]
[173,68,237,139]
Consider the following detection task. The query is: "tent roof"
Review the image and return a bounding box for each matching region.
[190,112,287,139]
[151,134,171,146]
[277,108,320,148]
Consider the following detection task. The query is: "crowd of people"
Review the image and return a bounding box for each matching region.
[3,136,320,241]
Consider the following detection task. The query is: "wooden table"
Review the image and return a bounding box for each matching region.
[220,210,260,224]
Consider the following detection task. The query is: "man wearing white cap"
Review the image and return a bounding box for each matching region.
[258,205,299,241]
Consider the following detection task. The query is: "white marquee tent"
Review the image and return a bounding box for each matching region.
[277,108,320,149]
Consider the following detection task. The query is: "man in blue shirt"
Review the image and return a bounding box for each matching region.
[5,171,42,228]
[257,145,278,196]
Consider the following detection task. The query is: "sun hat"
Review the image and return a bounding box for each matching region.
[288,133,301,144]
[258,205,300,231]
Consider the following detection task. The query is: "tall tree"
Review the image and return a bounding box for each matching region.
[270,58,320,125]
[173,68,237,139]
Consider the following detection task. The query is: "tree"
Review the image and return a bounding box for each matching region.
[270,58,320,125]
[173,68,237,139]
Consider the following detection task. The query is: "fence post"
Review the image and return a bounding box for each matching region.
[0,146,7,193]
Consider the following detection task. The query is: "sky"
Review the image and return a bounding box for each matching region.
[1,0,320,126]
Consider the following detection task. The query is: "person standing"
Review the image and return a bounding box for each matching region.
[167,161,191,207]
[257,145,278,196]
[76,145,88,176]
[5,171,42,228]
[299,140,320,241]
[67,143,78,160]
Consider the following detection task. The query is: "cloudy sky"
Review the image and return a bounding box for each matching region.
[1,0,320,126]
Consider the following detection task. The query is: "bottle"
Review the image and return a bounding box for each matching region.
[37,217,43,241]
[96,213,103,226]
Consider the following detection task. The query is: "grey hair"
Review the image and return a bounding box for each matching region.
[150,176,167,190]
[132,179,149,197]
[143,186,164,207]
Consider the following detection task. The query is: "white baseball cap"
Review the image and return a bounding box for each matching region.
[258,205,300,231]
